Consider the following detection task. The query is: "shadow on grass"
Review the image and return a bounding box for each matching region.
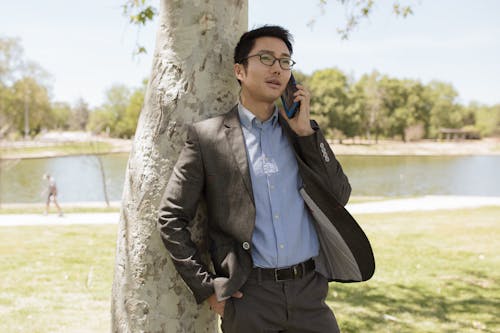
[329,270,499,333]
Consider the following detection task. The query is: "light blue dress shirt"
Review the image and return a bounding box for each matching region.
[238,103,319,268]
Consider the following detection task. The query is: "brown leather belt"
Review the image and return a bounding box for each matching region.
[251,258,315,282]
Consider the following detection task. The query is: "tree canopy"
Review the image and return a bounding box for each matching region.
[2,15,499,142]
[0,37,146,139]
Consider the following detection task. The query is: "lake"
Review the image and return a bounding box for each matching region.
[1,154,500,203]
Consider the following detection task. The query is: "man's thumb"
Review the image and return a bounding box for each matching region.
[232,291,243,298]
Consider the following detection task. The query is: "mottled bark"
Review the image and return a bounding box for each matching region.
[111,1,247,332]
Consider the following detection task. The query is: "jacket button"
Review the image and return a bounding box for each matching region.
[242,242,250,250]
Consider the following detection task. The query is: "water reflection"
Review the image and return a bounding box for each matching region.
[1,154,129,203]
[337,155,500,197]
[1,154,499,203]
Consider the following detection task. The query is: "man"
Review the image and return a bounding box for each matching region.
[158,25,374,332]
[43,173,63,217]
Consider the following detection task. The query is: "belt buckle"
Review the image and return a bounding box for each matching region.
[274,265,300,282]
[293,265,299,278]
[274,268,286,282]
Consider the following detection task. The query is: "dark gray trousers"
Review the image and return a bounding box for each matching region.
[221,270,340,333]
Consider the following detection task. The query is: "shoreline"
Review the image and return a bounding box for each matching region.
[0,133,132,160]
[1,195,499,225]
[2,137,499,159]
[330,137,500,156]
[0,149,130,160]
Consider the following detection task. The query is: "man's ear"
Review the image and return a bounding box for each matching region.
[234,63,245,81]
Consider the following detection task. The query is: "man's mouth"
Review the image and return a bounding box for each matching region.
[265,79,282,88]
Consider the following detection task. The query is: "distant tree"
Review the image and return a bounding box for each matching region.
[351,71,385,142]
[116,84,145,138]
[0,37,24,85]
[113,81,147,138]
[375,76,407,140]
[404,79,431,139]
[103,84,131,125]
[50,101,72,130]
[291,70,310,86]
[71,98,90,131]
[458,103,476,128]
[87,107,115,135]
[10,77,51,136]
[87,82,145,138]
[467,102,500,137]
[0,37,53,137]
[388,79,430,142]
[308,68,355,138]
[0,82,14,137]
[490,104,500,136]
[425,81,462,138]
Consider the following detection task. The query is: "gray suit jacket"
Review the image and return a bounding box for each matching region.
[158,105,375,304]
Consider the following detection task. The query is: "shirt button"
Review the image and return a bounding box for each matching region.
[279,244,284,249]
[242,242,250,250]
[270,185,275,190]
[274,214,279,219]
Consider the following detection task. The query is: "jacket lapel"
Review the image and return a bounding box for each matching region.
[224,106,255,205]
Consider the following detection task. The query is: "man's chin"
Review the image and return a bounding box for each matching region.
[266,92,283,103]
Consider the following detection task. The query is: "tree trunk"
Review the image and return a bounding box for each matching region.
[111,1,247,332]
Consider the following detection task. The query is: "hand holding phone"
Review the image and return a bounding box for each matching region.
[280,73,300,119]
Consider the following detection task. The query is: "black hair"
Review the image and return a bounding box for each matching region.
[234,25,294,67]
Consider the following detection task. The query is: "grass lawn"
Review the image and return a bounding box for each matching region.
[0,224,116,333]
[0,207,498,332]
[331,207,499,333]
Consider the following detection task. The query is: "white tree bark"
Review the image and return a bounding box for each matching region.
[111,1,247,332]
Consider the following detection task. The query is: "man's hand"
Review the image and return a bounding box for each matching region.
[279,84,315,136]
[207,291,243,317]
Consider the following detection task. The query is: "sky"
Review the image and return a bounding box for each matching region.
[1,0,499,108]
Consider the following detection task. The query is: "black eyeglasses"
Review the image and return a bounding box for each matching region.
[240,53,296,70]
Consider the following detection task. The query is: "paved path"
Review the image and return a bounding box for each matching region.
[1,196,499,226]
[346,195,500,214]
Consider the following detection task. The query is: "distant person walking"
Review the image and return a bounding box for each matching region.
[43,173,63,216]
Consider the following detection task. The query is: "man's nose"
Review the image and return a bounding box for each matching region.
[271,60,282,74]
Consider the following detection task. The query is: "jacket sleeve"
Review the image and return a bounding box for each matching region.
[157,124,215,304]
[290,120,351,206]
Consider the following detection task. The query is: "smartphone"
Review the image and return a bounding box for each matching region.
[280,73,300,118]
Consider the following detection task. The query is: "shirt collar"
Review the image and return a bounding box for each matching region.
[237,102,279,130]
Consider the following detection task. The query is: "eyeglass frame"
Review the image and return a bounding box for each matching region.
[238,53,296,70]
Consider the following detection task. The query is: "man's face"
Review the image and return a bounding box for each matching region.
[235,37,292,104]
